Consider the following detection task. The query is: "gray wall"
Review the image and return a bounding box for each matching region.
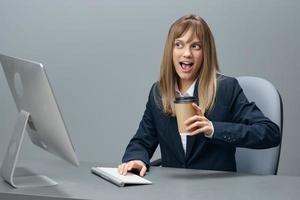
[0,0,299,176]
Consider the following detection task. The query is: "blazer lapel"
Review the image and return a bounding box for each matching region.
[168,116,186,162]
[186,134,196,159]
[186,79,199,159]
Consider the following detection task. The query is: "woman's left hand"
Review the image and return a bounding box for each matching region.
[184,103,214,136]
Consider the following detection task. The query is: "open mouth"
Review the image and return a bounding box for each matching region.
[180,62,194,72]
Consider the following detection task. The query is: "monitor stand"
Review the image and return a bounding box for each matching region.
[0,110,57,188]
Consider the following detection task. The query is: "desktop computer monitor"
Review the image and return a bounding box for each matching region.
[0,54,79,188]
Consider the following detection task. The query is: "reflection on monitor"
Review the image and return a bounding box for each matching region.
[0,54,79,188]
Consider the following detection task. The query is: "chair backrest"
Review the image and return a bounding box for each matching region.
[235,76,283,175]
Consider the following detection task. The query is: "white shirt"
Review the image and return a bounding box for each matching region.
[175,81,214,154]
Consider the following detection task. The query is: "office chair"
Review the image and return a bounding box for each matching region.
[235,76,283,175]
[150,76,283,175]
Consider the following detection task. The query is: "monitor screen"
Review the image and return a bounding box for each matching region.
[0,54,79,188]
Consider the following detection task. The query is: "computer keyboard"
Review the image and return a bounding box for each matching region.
[91,167,152,187]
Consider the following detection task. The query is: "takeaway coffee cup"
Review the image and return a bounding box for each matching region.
[174,96,198,134]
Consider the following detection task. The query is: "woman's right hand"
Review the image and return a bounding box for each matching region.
[118,160,147,177]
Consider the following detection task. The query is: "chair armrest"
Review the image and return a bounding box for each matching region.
[150,158,162,166]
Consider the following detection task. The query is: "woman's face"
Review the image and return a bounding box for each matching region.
[173,28,203,87]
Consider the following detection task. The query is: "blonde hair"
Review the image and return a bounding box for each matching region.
[159,14,219,116]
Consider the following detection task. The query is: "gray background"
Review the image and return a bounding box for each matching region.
[0,0,299,176]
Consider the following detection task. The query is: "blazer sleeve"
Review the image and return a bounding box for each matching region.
[211,78,281,149]
[122,84,159,167]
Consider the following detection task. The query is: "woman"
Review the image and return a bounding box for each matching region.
[118,14,280,176]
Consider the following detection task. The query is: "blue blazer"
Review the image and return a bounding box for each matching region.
[122,75,281,171]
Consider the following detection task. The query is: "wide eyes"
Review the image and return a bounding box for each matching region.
[174,41,202,50]
[191,43,201,50]
[175,41,184,48]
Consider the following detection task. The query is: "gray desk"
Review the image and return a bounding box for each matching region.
[0,160,299,200]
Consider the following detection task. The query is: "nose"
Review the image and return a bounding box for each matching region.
[183,47,192,58]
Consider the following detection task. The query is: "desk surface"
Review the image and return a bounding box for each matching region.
[0,160,300,200]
